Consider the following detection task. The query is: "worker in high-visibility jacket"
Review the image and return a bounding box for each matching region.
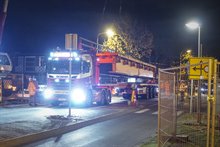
[28,77,38,106]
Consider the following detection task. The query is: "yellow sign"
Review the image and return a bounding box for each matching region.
[189,57,213,80]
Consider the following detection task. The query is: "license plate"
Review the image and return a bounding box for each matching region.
[55,91,67,94]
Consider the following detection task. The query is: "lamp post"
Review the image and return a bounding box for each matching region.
[186,21,201,119]
[185,21,201,57]
[96,29,115,51]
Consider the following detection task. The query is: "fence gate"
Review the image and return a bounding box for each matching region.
[158,70,176,146]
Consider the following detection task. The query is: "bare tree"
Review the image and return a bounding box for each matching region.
[103,16,153,61]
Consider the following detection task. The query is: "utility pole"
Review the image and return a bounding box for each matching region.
[0,0,9,48]
[0,0,9,103]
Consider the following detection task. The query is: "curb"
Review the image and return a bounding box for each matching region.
[0,107,140,147]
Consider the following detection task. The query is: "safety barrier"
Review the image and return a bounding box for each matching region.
[158,59,220,147]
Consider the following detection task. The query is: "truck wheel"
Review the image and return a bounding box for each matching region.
[85,90,93,107]
[105,90,111,105]
[97,90,106,106]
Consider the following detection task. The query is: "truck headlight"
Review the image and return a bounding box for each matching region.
[43,88,54,99]
[71,88,86,103]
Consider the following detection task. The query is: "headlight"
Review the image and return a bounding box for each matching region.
[71,88,86,103]
[55,79,60,82]
[43,88,54,99]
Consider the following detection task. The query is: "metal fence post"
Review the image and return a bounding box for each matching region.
[211,59,217,147]
[190,79,193,113]
[157,69,161,147]
[172,74,177,137]
[206,58,213,147]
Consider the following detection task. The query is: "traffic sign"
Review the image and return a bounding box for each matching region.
[189,57,214,80]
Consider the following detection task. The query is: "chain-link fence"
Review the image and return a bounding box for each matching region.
[158,59,220,147]
[215,62,220,147]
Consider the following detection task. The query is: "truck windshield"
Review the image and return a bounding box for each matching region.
[47,60,81,74]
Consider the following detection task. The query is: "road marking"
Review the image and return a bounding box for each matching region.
[135,108,150,113]
[152,110,165,115]
[152,111,158,115]
[152,111,184,116]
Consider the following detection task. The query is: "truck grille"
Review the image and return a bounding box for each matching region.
[49,80,70,90]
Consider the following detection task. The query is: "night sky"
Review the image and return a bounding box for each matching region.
[1,0,220,61]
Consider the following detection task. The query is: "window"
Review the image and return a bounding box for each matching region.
[0,54,10,66]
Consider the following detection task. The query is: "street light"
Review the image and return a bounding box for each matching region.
[185,21,201,57]
[179,49,192,81]
[96,28,115,51]
[180,49,192,63]
[185,21,201,118]
[186,49,192,54]
[106,29,115,37]
[180,49,192,58]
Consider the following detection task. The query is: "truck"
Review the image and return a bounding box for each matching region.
[43,34,157,106]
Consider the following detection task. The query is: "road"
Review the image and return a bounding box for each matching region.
[0,97,158,147]
[25,101,158,147]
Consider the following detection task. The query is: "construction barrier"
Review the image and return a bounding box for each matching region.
[158,58,220,147]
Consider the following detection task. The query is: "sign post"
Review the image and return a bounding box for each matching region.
[65,34,78,117]
[188,57,214,123]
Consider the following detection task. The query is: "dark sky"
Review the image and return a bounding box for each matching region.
[1,0,220,60]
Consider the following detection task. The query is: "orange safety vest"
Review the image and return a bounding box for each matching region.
[28,81,37,96]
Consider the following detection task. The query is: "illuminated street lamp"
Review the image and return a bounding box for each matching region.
[179,49,192,80]
[185,21,201,57]
[186,49,192,54]
[97,28,115,51]
[180,49,192,65]
[106,29,115,37]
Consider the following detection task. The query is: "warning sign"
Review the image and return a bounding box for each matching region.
[189,57,214,80]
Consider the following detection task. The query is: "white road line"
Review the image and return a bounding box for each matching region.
[152,111,184,116]
[135,109,150,114]
[152,111,158,115]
